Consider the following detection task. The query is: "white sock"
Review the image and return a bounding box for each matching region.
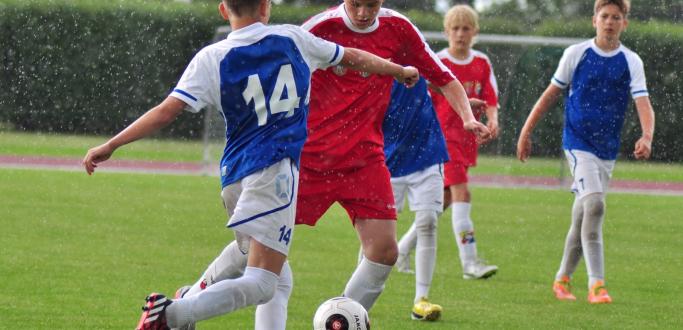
[556,197,583,280]
[414,210,437,302]
[185,241,248,297]
[452,202,477,267]
[255,262,293,330]
[398,222,417,257]
[343,258,393,311]
[167,267,277,328]
[581,193,606,289]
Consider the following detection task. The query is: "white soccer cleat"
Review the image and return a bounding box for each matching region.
[462,260,498,280]
[395,253,414,274]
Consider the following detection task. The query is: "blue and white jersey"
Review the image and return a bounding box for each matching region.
[551,39,648,160]
[171,23,344,187]
[383,78,449,177]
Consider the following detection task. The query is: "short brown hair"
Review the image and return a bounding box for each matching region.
[223,0,262,17]
[594,0,630,16]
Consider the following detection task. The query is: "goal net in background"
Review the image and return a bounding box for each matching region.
[202,26,584,179]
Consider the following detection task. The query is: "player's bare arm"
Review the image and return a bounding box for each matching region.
[82,96,186,175]
[340,48,419,87]
[517,84,562,162]
[439,80,490,139]
[633,96,655,160]
[483,104,500,143]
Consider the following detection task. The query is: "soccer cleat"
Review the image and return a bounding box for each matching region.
[462,260,498,280]
[171,286,195,330]
[395,253,414,274]
[588,281,612,304]
[411,297,442,321]
[552,276,577,301]
[136,293,172,330]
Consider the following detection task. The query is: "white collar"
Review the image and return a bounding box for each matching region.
[227,22,265,40]
[339,4,379,34]
[590,38,623,57]
[442,50,474,65]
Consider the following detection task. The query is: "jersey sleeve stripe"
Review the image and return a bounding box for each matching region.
[552,77,568,87]
[173,88,198,102]
[632,89,648,96]
[329,45,341,64]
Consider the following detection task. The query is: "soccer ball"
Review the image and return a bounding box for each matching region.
[313,297,370,330]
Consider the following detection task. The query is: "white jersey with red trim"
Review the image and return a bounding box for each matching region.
[300,5,455,171]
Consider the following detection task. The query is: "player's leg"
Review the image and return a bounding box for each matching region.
[345,218,397,310]
[403,165,443,302]
[447,164,497,279]
[581,192,610,303]
[166,240,285,328]
[255,261,293,330]
[339,163,398,311]
[151,159,296,329]
[442,188,452,212]
[183,240,248,298]
[563,150,614,303]
[553,196,583,300]
[396,223,417,273]
[393,176,416,273]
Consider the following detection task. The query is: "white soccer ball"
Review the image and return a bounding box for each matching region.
[313,297,370,330]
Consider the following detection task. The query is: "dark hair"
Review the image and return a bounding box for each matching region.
[223,0,262,17]
[594,0,630,16]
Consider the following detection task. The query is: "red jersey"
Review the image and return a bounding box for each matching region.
[301,5,455,171]
[432,49,498,166]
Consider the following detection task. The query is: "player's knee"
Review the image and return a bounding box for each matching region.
[415,211,438,232]
[583,194,605,218]
[254,276,278,305]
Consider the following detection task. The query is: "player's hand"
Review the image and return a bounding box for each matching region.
[516,133,532,162]
[633,136,652,160]
[82,142,115,175]
[397,66,419,88]
[469,98,486,111]
[478,118,499,145]
[463,120,490,141]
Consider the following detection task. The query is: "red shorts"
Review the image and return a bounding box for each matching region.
[443,161,470,187]
[443,136,477,187]
[296,162,397,226]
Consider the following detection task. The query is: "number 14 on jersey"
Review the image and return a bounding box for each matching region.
[242,64,301,126]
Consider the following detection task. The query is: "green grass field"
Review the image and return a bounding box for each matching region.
[2,131,683,182]
[1,168,681,329]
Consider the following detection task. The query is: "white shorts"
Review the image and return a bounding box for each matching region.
[564,149,615,199]
[391,164,444,213]
[221,158,298,256]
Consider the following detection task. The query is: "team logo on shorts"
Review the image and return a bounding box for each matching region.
[275,173,290,201]
[460,230,476,244]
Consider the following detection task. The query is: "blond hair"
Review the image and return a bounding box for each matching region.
[594,0,630,16]
[443,4,479,31]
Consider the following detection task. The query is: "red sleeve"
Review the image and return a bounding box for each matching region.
[480,58,499,107]
[394,19,454,87]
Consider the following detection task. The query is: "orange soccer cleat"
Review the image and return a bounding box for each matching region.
[588,280,612,304]
[552,276,577,301]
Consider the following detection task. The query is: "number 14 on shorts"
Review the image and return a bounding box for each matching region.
[278,225,292,245]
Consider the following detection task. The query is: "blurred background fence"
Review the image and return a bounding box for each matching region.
[1,0,681,162]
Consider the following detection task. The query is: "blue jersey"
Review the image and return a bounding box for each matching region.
[170,23,343,187]
[551,39,648,160]
[383,78,449,177]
